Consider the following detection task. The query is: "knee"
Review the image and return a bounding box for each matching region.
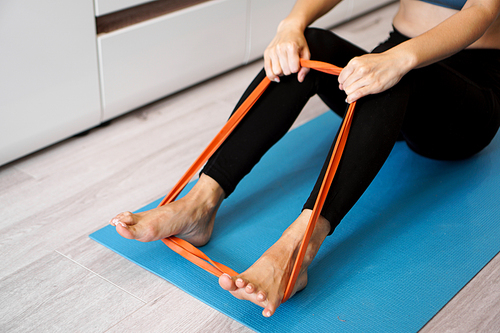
[303,28,365,66]
[303,28,340,56]
[304,27,331,44]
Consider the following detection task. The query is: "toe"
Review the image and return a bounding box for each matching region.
[219,273,237,291]
[115,222,135,239]
[263,302,278,317]
[256,291,266,302]
[263,308,273,317]
[113,211,136,225]
[235,278,247,289]
[245,283,255,294]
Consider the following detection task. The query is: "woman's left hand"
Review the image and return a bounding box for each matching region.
[338,51,415,103]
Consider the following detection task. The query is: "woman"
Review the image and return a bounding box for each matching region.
[109,0,500,317]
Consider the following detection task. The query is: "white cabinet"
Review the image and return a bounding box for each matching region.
[0,0,394,166]
[0,0,102,166]
[98,0,247,121]
[246,0,297,62]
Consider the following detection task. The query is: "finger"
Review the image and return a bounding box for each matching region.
[340,67,366,95]
[297,67,310,83]
[285,43,301,74]
[343,75,368,97]
[276,44,292,76]
[346,85,371,103]
[271,54,284,79]
[338,57,366,89]
[264,53,280,83]
[297,45,311,82]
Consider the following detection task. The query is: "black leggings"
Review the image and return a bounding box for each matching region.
[202,27,500,233]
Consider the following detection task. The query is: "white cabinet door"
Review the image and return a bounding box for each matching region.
[94,0,155,16]
[98,0,247,121]
[0,0,102,166]
[246,0,296,62]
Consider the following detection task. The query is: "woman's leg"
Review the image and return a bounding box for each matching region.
[401,49,500,160]
[202,28,366,196]
[305,31,500,233]
[221,29,500,316]
[109,28,364,248]
[217,30,410,316]
[302,29,411,233]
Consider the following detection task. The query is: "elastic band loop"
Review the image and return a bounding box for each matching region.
[158,59,352,304]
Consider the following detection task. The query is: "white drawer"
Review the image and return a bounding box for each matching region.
[94,0,155,16]
[97,0,247,121]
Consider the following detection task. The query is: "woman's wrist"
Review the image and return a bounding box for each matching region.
[277,16,308,34]
[387,43,419,73]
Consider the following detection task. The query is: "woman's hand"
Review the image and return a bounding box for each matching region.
[339,50,415,103]
[264,21,311,83]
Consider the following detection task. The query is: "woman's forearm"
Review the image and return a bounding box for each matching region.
[278,0,344,33]
[392,0,500,70]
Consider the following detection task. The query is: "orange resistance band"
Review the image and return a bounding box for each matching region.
[158,59,356,303]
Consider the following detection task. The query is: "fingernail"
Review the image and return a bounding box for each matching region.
[274,78,280,83]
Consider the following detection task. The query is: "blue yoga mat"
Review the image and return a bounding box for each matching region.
[91,112,500,332]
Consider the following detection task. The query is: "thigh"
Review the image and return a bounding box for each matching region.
[402,52,500,160]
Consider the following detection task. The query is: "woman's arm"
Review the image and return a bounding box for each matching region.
[339,0,500,103]
[264,0,343,82]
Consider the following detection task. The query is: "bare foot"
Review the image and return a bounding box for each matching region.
[109,174,225,246]
[218,209,331,317]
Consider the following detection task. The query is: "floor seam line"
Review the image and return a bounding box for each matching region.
[55,250,147,304]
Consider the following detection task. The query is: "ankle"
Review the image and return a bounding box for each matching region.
[284,210,331,245]
[188,174,225,208]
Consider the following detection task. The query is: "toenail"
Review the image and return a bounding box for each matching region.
[257,294,265,301]
[118,222,126,228]
[222,273,231,279]
[265,310,271,317]
[237,278,243,284]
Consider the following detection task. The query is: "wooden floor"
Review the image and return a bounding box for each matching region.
[1,3,499,332]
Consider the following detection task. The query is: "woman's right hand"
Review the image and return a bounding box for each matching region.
[263,21,311,83]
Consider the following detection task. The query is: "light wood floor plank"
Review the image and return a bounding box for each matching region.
[104,288,253,333]
[0,251,145,332]
[0,166,33,198]
[420,251,500,332]
[57,235,174,303]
